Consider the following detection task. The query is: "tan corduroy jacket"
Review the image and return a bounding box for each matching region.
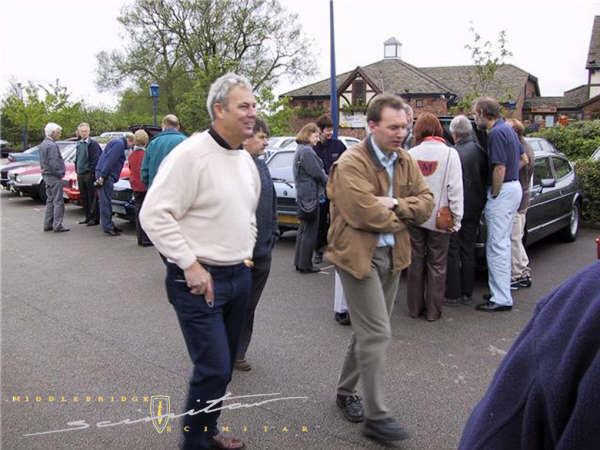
[325,136,434,279]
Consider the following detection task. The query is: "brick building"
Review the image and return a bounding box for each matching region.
[281,37,540,138]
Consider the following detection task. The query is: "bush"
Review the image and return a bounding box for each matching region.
[574,159,600,225]
[531,120,600,160]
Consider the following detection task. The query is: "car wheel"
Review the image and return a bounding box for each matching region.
[559,201,580,242]
[38,181,47,203]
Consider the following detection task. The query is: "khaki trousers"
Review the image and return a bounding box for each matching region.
[510,211,531,280]
[336,247,400,420]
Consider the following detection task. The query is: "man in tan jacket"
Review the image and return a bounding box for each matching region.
[326,94,434,444]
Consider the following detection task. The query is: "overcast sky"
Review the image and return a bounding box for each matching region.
[1,0,599,109]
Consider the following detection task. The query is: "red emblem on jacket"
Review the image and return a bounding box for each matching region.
[417,160,438,177]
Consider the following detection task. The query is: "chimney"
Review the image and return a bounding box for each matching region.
[384,37,402,60]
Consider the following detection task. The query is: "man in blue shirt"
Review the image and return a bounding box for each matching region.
[473,97,528,311]
[95,134,135,236]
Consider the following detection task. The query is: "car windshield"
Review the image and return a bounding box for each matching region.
[267,151,295,169]
[267,151,294,181]
[61,144,77,161]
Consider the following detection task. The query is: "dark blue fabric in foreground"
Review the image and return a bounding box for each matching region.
[459,261,600,450]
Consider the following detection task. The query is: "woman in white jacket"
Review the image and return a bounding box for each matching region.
[407,113,464,321]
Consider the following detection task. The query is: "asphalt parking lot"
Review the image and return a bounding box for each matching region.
[2,190,598,450]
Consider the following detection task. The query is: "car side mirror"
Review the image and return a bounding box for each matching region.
[540,178,555,188]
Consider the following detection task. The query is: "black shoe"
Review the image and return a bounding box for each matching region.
[86,220,99,227]
[113,225,123,233]
[78,219,89,224]
[104,229,120,236]
[336,395,364,423]
[299,267,320,273]
[54,226,70,233]
[476,301,512,312]
[43,227,53,232]
[313,252,323,264]
[334,312,351,326]
[363,417,409,442]
[461,294,473,305]
[519,276,532,288]
[510,279,521,291]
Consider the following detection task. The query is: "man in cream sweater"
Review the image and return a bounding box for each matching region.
[140,73,260,450]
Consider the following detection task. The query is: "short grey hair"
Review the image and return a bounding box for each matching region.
[44,122,62,137]
[206,72,253,121]
[449,115,472,139]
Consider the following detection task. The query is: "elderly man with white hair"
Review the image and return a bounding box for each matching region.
[39,122,69,232]
[140,72,260,450]
[445,115,488,305]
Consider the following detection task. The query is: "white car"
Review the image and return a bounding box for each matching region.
[9,145,77,202]
[281,135,361,151]
[591,146,600,161]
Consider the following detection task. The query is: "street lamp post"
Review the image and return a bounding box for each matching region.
[149,83,160,126]
[16,83,27,150]
[329,0,338,138]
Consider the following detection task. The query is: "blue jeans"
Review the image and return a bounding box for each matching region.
[484,181,522,306]
[97,177,115,232]
[165,262,250,450]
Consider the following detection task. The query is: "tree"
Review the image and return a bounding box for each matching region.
[450,23,513,114]
[96,0,316,131]
[256,87,298,136]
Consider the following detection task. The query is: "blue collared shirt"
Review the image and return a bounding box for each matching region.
[370,135,397,247]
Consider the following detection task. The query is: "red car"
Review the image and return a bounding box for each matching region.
[63,161,130,203]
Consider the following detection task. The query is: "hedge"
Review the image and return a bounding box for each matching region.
[531,120,600,160]
[574,159,600,226]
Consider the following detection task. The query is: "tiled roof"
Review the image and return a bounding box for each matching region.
[282,59,454,98]
[524,96,580,109]
[564,85,589,105]
[420,64,535,101]
[282,60,536,103]
[587,16,600,69]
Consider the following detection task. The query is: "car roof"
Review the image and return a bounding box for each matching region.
[524,137,568,159]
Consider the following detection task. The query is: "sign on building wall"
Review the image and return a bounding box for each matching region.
[340,112,366,128]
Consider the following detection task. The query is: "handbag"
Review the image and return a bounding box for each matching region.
[435,151,454,231]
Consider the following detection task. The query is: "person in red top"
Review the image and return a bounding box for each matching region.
[128,130,152,246]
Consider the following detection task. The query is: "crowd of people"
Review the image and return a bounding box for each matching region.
[34,73,596,449]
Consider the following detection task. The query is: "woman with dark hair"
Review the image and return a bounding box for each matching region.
[293,122,328,273]
[407,113,464,321]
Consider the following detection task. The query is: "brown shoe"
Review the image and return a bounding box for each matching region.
[234,360,251,371]
[210,434,245,449]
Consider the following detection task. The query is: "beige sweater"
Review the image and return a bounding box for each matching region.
[139,130,260,269]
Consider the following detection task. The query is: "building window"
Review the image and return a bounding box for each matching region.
[352,80,366,106]
[416,99,423,108]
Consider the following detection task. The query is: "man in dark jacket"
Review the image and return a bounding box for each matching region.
[459,261,600,450]
[74,122,102,226]
[141,114,186,188]
[445,115,488,304]
[235,117,278,372]
[313,114,346,265]
[95,134,134,236]
[39,122,69,232]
